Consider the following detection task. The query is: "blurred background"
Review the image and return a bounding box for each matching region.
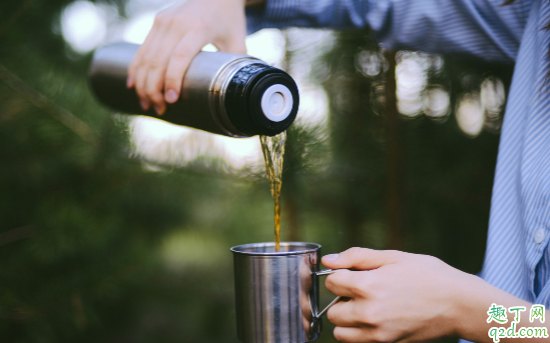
[0,0,514,342]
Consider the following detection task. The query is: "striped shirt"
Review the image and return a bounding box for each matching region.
[247,0,550,335]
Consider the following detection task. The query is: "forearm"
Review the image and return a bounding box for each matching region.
[245,0,524,63]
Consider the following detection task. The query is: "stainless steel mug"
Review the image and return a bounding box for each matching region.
[89,42,299,137]
[231,242,342,343]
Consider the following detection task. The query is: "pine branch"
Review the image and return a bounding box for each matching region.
[0,225,35,247]
[0,63,98,145]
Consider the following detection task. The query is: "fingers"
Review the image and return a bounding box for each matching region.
[325,270,360,298]
[143,27,190,114]
[138,32,170,113]
[322,247,401,271]
[129,11,194,114]
[164,34,206,104]
[333,326,368,343]
[134,13,185,114]
[127,22,160,90]
[132,25,164,112]
[326,298,360,327]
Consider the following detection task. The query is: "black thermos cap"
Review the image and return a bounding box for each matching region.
[225,64,299,137]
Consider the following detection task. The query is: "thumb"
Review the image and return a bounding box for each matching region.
[321,247,401,271]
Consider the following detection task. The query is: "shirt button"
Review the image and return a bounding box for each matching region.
[534,229,545,244]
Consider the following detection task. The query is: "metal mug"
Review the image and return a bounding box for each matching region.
[230,242,342,343]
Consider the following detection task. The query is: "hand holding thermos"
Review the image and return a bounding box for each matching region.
[126,0,248,115]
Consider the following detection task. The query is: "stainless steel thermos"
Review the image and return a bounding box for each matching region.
[89,42,299,137]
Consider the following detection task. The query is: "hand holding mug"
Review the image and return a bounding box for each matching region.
[322,248,487,343]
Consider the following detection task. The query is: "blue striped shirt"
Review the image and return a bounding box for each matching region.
[247,0,550,335]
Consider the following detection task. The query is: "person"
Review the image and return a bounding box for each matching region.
[127,0,550,342]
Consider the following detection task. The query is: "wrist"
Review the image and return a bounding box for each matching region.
[449,273,490,340]
[451,273,532,343]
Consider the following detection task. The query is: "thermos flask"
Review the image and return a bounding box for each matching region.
[89,42,299,137]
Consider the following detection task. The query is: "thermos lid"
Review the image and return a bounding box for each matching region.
[260,84,293,123]
[225,64,299,137]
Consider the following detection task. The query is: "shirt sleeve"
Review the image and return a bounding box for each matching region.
[246,0,532,63]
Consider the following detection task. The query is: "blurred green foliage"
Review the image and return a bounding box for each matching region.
[0,1,514,342]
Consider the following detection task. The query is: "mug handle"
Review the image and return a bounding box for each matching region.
[313,268,347,319]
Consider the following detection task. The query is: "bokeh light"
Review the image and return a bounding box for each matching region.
[395,51,432,117]
[61,1,108,53]
[456,94,484,137]
[355,50,385,77]
[245,28,286,68]
[481,76,506,131]
[123,12,155,44]
[424,86,450,120]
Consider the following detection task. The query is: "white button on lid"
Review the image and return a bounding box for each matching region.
[261,84,293,122]
[535,229,545,244]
